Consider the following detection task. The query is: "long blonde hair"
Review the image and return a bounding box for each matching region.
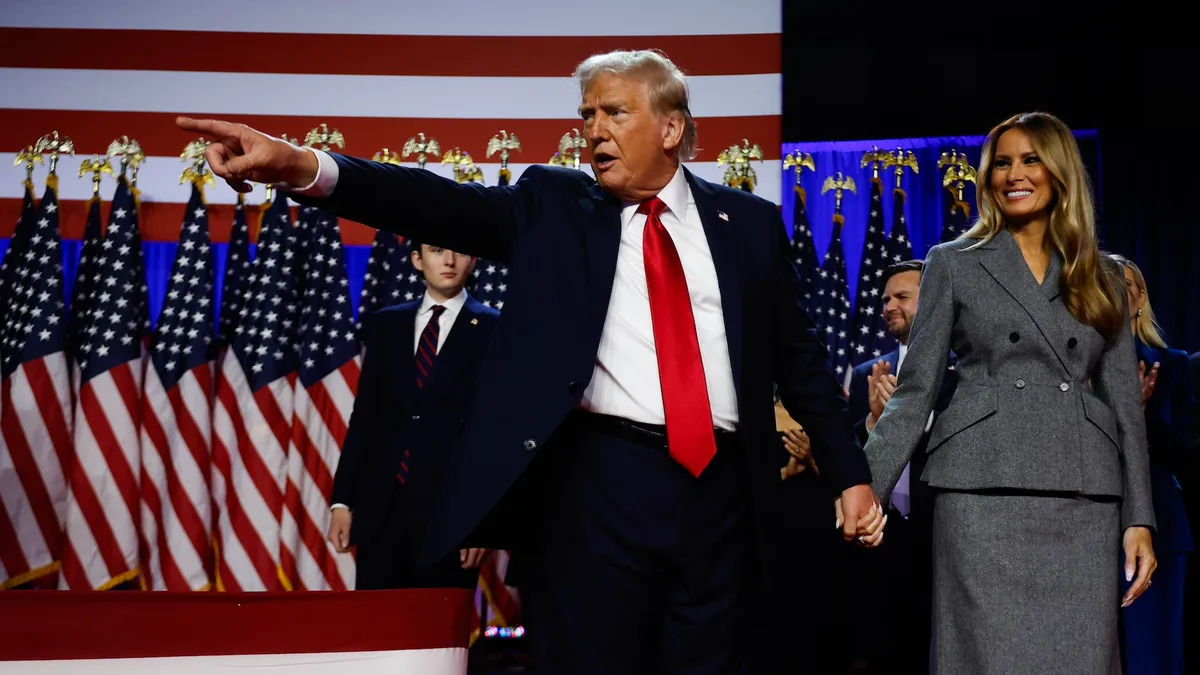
[1107,254,1167,348]
[962,112,1124,339]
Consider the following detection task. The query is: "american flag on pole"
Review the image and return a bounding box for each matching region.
[850,176,895,364]
[0,175,72,589]
[211,192,293,592]
[0,180,36,345]
[356,230,413,337]
[811,214,853,381]
[216,195,253,352]
[66,195,103,380]
[787,184,819,310]
[284,209,359,591]
[59,175,149,590]
[138,180,215,591]
[885,186,914,265]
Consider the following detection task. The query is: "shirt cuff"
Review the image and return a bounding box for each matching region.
[277,147,339,198]
[330,503,349,512]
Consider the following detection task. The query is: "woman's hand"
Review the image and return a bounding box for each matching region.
[1121,526,1157,608]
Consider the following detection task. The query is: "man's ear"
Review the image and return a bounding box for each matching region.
[411,248,424,272]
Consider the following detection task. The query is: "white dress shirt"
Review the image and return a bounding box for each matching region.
[414,289,467,355]
[330,288,466,513]
[579,165,738,430]
[294,151,739,431]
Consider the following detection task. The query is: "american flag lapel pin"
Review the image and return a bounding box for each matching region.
[471,318,479,326]
[717,211,729,221]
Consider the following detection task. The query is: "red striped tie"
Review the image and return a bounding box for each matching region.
[640,197,717,477]
[398,304,446,485]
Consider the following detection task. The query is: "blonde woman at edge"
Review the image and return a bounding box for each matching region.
[861,112,1156,674]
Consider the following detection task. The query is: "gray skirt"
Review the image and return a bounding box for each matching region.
[932,490,1122,675]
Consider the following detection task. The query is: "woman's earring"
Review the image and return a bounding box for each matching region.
[1137,308,1143,317]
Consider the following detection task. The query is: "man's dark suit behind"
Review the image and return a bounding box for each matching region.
[847,349,957,672]
[332,296,499,590]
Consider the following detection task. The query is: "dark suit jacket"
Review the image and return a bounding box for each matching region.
[331,295,499,545]
[1135,338,1195,552]
[848,348,957,519]
[296,157,873,586]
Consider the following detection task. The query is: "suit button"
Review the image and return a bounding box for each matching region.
[568,381,584,394]
[411,415,420,421]
[1015,378,1026,389]
[1060,382,1071,392]
[524,439,537,451]
[1067,337,1078,349]
[1009,332,1020,343]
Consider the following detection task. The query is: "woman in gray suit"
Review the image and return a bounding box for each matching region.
[863,112,1157,674]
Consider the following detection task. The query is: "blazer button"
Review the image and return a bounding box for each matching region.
[568,381,584,394]
[1060,382,1071,392]
[524,439,537,451]
[411,415,420,421]
[1009,332,1020,343]
[1015,378,1026,389]
[1067,337,1078,349]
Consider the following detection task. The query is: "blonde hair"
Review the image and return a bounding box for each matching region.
[962,112,1123,339]
[572,50,698,160]
[1107,253,1167,348]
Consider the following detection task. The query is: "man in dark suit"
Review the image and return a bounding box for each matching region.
[847,260,957,673]
[326,241,499,590]
[178,49,883,674]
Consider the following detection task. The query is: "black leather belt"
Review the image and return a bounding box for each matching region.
[569,411,740,452]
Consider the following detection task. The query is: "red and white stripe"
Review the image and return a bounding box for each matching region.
[138,361,214,591]
[0,0,782,246]
[284,360,360,591]
[210,354,291,592]
[59,355,145,589]
[0,355,73,588]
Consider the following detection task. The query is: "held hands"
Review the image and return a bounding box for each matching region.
[864,361,897,433]
[175,117,319,193]
[1122,527,1157,608]
[835,485,887,547]
[1137,361,1159,410]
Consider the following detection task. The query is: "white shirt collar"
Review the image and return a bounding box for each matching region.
[619,164,690,227]
[419,287,468,316]
[897,343,908,372]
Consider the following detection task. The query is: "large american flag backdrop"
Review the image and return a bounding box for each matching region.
[0,0,782,637]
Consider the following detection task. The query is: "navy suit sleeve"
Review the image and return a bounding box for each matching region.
[769,204,872,496]
[331,315,388,509]
[1145,349,1196,478]
[290,154,541,263]
[847,364,872,446]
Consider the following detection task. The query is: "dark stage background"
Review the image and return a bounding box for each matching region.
[780,15,1200,354]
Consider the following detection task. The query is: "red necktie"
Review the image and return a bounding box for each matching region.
[640,197,717,477]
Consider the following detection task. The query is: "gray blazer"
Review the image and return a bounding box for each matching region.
[864,229,1155,531]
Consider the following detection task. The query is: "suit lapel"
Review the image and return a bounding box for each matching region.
[580,183,623,341]
[417,297,485,404]
[978,230,1072,376]
[686,169,744,396]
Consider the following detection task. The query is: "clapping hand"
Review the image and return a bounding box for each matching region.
[1137,360,1159,410]
[865,360,897,432]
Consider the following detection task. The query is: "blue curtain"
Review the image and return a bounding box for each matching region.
[0,239,372,328]
[782,131,1100,304]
